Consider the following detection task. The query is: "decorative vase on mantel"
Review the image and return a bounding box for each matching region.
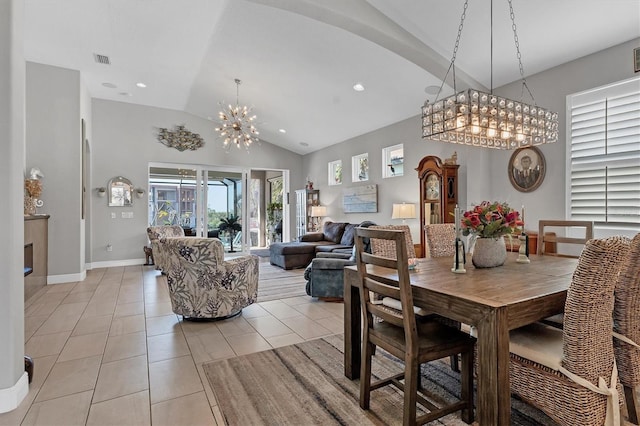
[24,196,37,216]
[471,236,507,268]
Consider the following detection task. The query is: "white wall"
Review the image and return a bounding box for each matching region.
[26,62,83,281]
[90,99,304,264]
[0,0,27,408]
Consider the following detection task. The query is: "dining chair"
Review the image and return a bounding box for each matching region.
[536,220,594,328]
[354,227,476,425]
[424,224,455,258]
[509,235,631,426]
[613,233,640,424]
[537,220,594,258]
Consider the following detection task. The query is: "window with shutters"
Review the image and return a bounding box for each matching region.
[568,77,640,229]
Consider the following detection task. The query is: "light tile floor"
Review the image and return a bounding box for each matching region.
[2,261,343,426]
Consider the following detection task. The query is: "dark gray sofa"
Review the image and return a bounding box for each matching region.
[269,221,374,270]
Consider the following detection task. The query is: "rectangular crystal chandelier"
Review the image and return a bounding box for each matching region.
[422,0,559,150]
[422,89,558,149]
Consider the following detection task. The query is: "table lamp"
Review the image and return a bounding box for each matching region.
[310,205,327,232]
[391,203,416,224]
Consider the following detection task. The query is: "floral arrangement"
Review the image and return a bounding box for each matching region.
[25,179,42,198]
[461,201,521,239]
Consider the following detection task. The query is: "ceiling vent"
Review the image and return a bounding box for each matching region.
[93,53,110,65]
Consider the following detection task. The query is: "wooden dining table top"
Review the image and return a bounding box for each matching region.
[343,253,578,425]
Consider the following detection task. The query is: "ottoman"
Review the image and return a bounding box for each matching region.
[269,242,316,270]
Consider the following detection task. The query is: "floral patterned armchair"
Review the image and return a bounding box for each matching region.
[146,225,185,270]
[156,237,258,320]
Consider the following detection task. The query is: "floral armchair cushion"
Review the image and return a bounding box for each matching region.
[146,226,185,270]
[157,237,259,319]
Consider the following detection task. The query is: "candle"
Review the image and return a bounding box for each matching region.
[521,205,525,231]
[454,205,460,237]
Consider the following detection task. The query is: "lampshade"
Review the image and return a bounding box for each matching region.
[391,203,416,220]
[310,206,327,217]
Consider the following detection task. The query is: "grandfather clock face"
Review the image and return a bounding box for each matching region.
[425,173,440,200]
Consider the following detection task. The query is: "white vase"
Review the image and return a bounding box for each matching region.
[472,237,507,268]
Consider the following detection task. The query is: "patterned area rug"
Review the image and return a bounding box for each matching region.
[203,334,557,426]
[257,259,307,302]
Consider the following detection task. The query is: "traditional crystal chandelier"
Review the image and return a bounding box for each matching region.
[215,78,259,151]
[422,0,558,150]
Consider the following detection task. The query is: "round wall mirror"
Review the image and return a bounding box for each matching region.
[108,176,134,207]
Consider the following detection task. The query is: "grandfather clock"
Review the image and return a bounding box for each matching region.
[416,155,459,257]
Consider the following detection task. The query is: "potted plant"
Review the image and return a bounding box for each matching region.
[218,215,242,252]
[266,202,283,244]
[461,201,522,268]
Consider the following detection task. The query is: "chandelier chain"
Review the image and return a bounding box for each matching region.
[508,0,535,103]
[433,0,469,102]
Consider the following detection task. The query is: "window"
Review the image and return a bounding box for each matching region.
[352,153,369,182]
[568,77,640,227]
[328,160,342,186]
[382,144,404,178]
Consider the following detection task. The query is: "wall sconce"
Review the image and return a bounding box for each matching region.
[134,188,145,199]
[96,187,106,197]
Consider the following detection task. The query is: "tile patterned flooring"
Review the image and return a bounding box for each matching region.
[1,260,343,426]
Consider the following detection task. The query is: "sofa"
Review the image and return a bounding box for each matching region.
[269,221,375,270]
[155,237,259,320]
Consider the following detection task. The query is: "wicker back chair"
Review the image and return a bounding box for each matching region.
[509,236,631,426]
[369,225,416,259]
[537,220,594,258]
[614,233,640,424]
[353,227,476,425]
[424,224,455,258]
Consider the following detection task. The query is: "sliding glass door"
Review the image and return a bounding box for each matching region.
[148,163,289,252]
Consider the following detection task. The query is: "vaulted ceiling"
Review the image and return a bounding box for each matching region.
[24,0,640,154]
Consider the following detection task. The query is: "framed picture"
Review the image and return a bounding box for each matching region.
[635,47,640,73]
[508,146,546,193]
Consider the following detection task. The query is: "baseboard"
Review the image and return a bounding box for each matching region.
[47,269,87,285]
[87,258,146,270]
[0,372,28,414]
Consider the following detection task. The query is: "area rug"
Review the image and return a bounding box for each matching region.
[250,248,271,257]
[257,260,307,302]
[203,334,557,426]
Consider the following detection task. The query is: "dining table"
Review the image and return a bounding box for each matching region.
[343,253,578,425]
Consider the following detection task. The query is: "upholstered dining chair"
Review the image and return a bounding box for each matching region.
[354,227,476,425]
[424,223,455,258]
[613,233,640,424]
[509,235,631,426]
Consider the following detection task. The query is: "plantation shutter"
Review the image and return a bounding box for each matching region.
[569,78,640,226]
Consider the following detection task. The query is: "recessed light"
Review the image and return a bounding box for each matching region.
[136,82,147,88]
[119,92,132,97]
[102,82,117,88]
[424,85,440,95]
[353,83,365,92]
[279,129,286,133]
[299,142,309,147]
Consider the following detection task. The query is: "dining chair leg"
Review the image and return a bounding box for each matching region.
[624,385,639,425]
[450,354,460,372]
[403,357,419,426]
[460,350,475,424]
[359,340,374,410]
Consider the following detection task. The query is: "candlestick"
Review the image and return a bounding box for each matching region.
[516,233,530,264]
